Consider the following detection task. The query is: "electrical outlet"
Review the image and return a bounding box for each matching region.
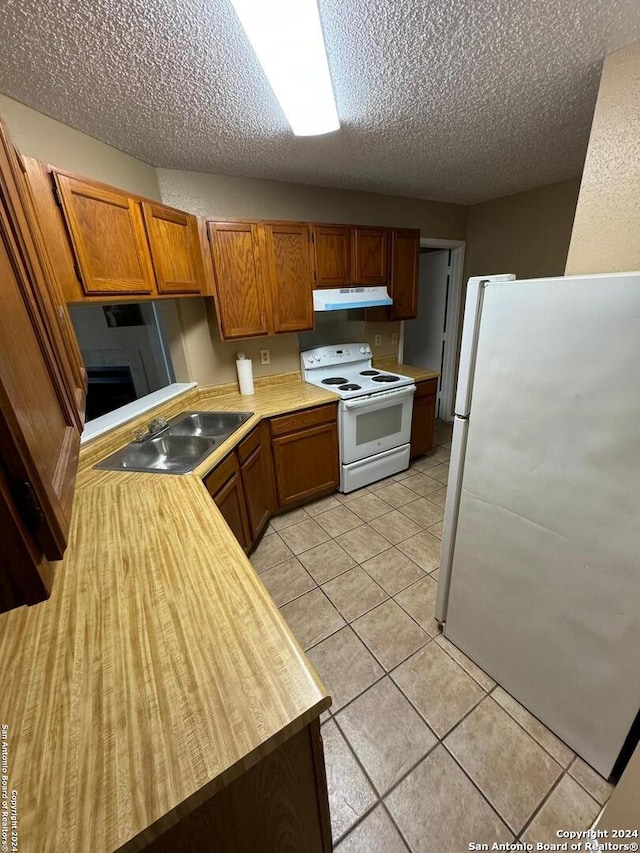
[391,332,399,346]
[374,334,382,347]
[259,349,271,365]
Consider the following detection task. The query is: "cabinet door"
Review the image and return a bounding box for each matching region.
[212,470,252,552]
[410,383,437,457]
[389,228,420,320]
[312,225,352,287]
[272,422,339,509]
[0,124,81,610]
[240,425,276,542]
[142,202,206,294]
[263,222,314,333]
[353,227,389,284]
[54,173,156,296]
[208,221,270,339]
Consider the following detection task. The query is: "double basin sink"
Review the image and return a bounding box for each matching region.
[95,411,254,474]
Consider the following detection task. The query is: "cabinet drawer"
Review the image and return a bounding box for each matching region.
[414,378,438,398]
[203,452,239,496]
[270,404,337,437]
[238,425,261,464]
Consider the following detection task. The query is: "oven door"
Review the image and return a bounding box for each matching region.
[340,385,416,464]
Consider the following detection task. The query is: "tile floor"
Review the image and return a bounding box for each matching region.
[251,420,613,852]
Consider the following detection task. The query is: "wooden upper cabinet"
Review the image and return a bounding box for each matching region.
[353,227,389,285]
[389,228,420,320]
[312,225,352,287]
[264,222,314,334]
[207,221,269,339]
[142,202,206,295]
[0,117,81,611]
[54,173,156,296]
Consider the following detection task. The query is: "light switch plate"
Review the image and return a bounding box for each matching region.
[391,332,399,345]
[374,334,382,347]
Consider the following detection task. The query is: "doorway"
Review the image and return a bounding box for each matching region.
[402,238,465,421]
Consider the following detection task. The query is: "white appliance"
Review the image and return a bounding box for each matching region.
[312,286,392,311]
[436,271,640,778]
[301,344,416,492]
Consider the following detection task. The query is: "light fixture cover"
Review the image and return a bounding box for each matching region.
[230,0,340,136]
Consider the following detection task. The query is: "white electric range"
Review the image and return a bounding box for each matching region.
[300,344,416,492]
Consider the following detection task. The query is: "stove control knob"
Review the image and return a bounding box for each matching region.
[306,355,313,364]
[315,355,321,362]
[360,346,366,353]
[365,346,371,354]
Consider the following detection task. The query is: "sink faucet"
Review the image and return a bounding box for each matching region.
[132,416,169,443]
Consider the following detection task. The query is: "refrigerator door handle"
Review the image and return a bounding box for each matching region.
[435,414,470,622]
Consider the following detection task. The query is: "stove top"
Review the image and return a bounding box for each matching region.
[300,344,414,399]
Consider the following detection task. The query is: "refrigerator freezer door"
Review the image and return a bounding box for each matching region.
[455,274,515,417]
[444,272,640,777]
[435,415,468,621]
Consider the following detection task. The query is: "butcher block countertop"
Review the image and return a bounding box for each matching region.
[0,365,436,853]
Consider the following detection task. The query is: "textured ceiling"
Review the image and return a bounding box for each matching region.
[0,0,639,203]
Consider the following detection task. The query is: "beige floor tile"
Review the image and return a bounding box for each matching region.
[269,506,310,531]
[308,627,384,712]
[348,492,393,522]
[262,523,275,536]
[367,476,397,493]
[250,532,294,572]
[374,482,419,508]
[434,634,495,691]
[445,697,563,833]
[411,455,440,472]
[392,642,485,736]
[278,517,331,555]
[402,472,443,497]
[280,589,346,650]
[336,486,372,503]
[335,805,409,853]
[493,687,575,767]
[428,463,450,485]
[386,746,512,853]
[368,510,423,545]
[321,719,378,841]
[360,548,425,595]
[427,520,444,539]
[426,486,447,508]
[392,466,421,482]
[569,757,614,804]
[394,576,441,636]
[336,677,437,795]
[315,506,363,537]
[353,600,430,670]
[522,775,600,846]
[298,539,356,584]
[433,446,451,461]
[336,525,393,563]
[399,497,444,528]
[303,493,343,516]
[322,566,388,621]
[259,557,316,606]
[396,529,442,572]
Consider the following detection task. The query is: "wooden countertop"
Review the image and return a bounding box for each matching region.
[373,356,440,384]
[0,374,336,853]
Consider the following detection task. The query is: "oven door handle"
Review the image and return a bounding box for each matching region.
[342,384,416,410]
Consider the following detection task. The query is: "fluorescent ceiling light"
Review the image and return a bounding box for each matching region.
[230,0,340,136]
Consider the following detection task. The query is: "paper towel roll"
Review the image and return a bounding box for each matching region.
[236,353,255,396]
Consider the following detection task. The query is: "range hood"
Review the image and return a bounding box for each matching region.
[313,286,393,311]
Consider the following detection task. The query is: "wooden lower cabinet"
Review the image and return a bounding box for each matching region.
[271,411,339,509]
[410,378,438,457]
[238,423,276,541]
[204,453,252,552]
[143,719,331,853]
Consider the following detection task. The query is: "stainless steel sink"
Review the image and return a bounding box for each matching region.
[168,411,253,437]
[95,410,254,474]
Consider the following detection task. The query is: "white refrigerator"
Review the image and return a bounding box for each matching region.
[436,271,640,778]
